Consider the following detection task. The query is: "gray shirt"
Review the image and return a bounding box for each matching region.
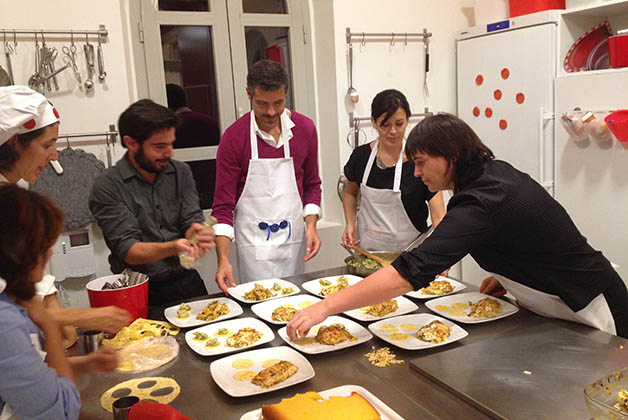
[89,153,204,279]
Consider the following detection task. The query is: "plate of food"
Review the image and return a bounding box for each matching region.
[277,315,372,355]
[227,279,300,303]
[425,292,518,324]
[343,296,418,322]
[301,274,363,298]
[210,346,315,397]
[405,276,467,300]
[368,313,468,350]
[164,297,243,328]
[185,317,275,356]
[251,295,322,325]
[240,384,404,420]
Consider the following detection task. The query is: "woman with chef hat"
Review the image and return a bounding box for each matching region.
[0,184,117,420]
[0,86,130,347]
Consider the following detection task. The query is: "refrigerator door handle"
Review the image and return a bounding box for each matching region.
[538,107,555,193]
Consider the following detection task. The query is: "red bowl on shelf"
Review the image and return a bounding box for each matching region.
[604,110,628,142]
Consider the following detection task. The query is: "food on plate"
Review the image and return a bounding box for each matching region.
[298,300,314,309]
[226,327,263,348]
[234,370,257,381]
[205,338,220,348]
[103,318,179,349]
[435,302,468,317]
[362,299,399,317]
[232,358,254,369]
[281,287,295,295]
[468,297,502,318]
[196,300,230,321]
[400,323,418,332]
[262,359,282,368]
[271,282,282,292]
[420,279,455,295]
[315,324,357,345]
[364,346,405,368]
[261,391,380,420]
[272,305,299,322]
[615,389,628,413]
[378,324,399,334]
[176,303,192,319]
[244,283,277,301]
[336,276,350,286]
[251,360,299,388]
[416,320,452,343]
[320,283,348,297]
[389,333,410,341]
[192,332,209,341]
[115,336,179,372]
[293,337,316,346]
[347,256,383,269]
[318,279,332,287]
[214,328,231,337]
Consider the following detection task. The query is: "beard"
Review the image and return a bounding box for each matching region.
[135,147,169,173]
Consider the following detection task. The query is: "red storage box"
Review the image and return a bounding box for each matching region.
[509,0,565,17]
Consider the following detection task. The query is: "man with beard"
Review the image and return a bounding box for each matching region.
[89,99,215,305]
[212,60,322,293]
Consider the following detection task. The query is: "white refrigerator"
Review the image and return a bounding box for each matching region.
[456,12,627,286]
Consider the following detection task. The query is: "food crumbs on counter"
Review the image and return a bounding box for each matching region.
[523,370,532,375]
[364,346,404,368]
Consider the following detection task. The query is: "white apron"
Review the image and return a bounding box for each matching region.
[492,273,617,335]
[357,140,420,253]
[233,111,306,282]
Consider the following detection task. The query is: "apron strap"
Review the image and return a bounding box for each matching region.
[249,110,291,160]
[362,139,405,192]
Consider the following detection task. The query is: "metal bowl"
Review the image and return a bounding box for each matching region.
[344,251,400,277]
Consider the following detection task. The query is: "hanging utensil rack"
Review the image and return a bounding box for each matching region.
[0,25,108,43]
[348,109,434,149]
[60,124,117,167]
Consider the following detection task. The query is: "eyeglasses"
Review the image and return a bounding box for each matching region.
[258,220,291,241]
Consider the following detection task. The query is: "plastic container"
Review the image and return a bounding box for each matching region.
[509,0,565,17]
[584,367,628,420]
[604,110,628,142]
[609,35,628,68]
[474,0,509,25]
[86,274,148,323]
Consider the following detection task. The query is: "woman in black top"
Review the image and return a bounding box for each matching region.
[342,89,445,252]
[289,113,627,339]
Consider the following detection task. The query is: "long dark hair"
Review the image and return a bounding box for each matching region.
[0,185,64,300]
[405,113,494,192]
[371,89,411,126]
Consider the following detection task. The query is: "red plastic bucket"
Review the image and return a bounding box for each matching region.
[509,0,565,17]
[86,275,149,323]
[609,35,628,68]
[604,110,628,142]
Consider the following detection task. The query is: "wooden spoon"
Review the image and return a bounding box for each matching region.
[346,244,392,267]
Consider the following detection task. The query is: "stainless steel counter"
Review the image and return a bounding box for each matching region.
[76,268,627,419]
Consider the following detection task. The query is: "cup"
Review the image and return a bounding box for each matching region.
[112,396,140,420]
[82,330,103,353]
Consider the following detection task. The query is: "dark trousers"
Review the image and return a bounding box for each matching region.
[148,269,208,306]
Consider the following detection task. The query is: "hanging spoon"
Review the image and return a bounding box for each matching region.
[347,40,359,103]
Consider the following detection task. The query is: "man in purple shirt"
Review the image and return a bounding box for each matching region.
[213,60,322,293]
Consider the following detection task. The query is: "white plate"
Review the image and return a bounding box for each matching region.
[227,279,300,303]
[277,315,372,354]
[240,384,404,420]
[301,274,363,298]
[185,317,275,356]
[368,313,468,350]
[210,346,315,397]
[343,296,418,322]
[250,295,322,325]
[425,292,519,324]
[164,297,243,328]
[405,276,467,299]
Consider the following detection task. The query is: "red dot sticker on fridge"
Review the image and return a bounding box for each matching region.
[499,119,508,130]
[501,68,510,79]
[475,75,484,85]
[473,107,480,117]
[485,108,493,118]
[494,90,502,100]
[516,93,525,104]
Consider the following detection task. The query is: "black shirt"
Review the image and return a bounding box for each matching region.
[344,143,436,233]
[392,159,625,313]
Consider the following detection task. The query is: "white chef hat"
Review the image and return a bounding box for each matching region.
[0,85,60,146]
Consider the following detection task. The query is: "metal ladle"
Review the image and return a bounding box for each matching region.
[347,40,359,103]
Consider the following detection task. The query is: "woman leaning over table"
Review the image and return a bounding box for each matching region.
[0,86,130,348]
[342,89,445,253]
[288,113,627,339]
[0,185,117,420]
